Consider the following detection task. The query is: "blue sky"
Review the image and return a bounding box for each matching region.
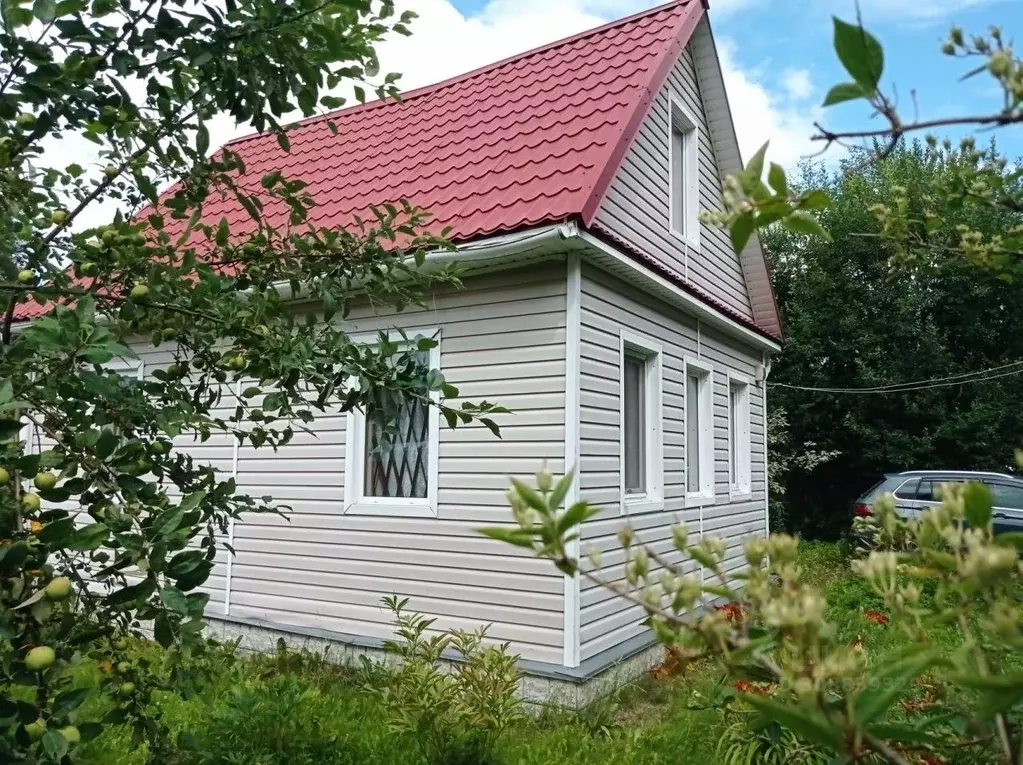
[438,0,1023,166]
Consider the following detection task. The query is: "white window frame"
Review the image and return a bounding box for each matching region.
[619,329,663,514]
[727,374,752,500]
[343,328,441,518]
[668,92,700,249]
[684,357,714,507]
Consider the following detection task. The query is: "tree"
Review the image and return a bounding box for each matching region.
[0,1,501,761]
[765,144,1023,539]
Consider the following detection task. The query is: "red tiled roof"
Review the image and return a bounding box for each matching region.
[20,0,782,343]
[180,0,703,243]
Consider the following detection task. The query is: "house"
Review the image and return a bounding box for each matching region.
[26,0,782,698]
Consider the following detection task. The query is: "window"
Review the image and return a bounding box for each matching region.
[669,94,699,245]
[623,354,646,495]
[344,331,441,517]
[988,482,1023,510]
[893,478,921,500]
[363,351,431,500]
[620,330,663,512]
[685,359,713,503]
[916,480,962,502]
[728,377,751,497]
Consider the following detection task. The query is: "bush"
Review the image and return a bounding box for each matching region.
[375,596,523,765]
[183,676,356,765]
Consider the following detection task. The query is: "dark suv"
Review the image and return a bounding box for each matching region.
[853,470,1023,535]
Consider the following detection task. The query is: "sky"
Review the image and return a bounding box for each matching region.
[371,0,1023,169]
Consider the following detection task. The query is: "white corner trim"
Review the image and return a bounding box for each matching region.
[224,378,241,616]
[563,254,582,669]
[342,329,442,518]
[762,351,772,538]
[573,229,781,353]
[618,328,664,516]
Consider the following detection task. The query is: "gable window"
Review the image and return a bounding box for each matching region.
[620,330,663,513]
[728,377,751,497]
[685,359,713,504]
[669,94,699,246]
[344,330,441,517]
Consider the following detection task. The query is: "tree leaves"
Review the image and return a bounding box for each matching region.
[962,481,992,530]
[743,695,843,751]
[853,646,943,726]
[833,17,884,93]
[823,82,868,107]
[31,0,55,23]
[781,210,832,241]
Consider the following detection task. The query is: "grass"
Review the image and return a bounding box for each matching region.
[66,541,1015,764]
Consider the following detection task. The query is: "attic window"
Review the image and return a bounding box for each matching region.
[669,94,699,246]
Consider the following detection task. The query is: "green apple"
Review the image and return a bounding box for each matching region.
[44,577,73,601]
[33,472,56,491]
[25,645,55,672]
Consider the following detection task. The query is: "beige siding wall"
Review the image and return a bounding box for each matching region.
[578,265,766,661]
[25,265,567,663]
[226,265,568,663]
[593,42,754,321]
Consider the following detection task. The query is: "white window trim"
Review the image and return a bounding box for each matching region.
[343,328,441,518]
[667,92,700,250]
[684,357,714,508]
[727,373,752,501]
[619,329,664,515]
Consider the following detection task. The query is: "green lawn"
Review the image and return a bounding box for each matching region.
[68,542,1012,764]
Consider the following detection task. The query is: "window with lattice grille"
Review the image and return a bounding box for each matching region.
[363,354,431,499]
[344,331,441,517]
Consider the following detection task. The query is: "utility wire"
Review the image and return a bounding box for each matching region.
[769,360,1023,394]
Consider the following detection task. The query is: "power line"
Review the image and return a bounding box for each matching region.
[769,360,1023,394]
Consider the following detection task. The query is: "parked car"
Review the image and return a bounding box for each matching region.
[853,470,1023,535]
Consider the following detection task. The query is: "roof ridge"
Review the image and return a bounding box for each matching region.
[224,0,693,150]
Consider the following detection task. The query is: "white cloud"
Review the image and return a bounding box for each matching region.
[41,0,823,229]
[716,41,824,167]
[782,68,814,101]
[706,0,759,16]
[851,0,1009,21]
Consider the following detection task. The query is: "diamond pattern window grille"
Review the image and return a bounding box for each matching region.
[363,354,431,499]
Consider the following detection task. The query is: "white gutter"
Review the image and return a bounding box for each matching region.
[12,221,780,354]
[564,225,781,353]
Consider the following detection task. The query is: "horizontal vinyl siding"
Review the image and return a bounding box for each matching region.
[228,264,567,663]
[577,265,765,661]
[594,43,754,321]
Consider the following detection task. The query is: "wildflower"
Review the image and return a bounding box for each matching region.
[713,601,744,626]
[864,609,889,626]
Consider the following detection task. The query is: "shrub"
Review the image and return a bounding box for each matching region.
[492,468,1023,764]
[375,596,523,765]
[717,712,833,765]
[183,676,355,765]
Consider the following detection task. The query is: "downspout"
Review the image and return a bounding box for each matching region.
[761,351,773,537]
